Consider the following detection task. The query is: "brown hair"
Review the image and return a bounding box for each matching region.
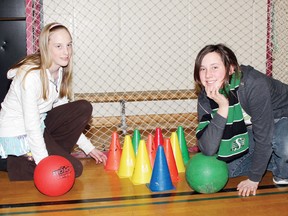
[193,44,241,95]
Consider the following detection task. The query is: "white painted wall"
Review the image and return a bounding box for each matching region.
[42,0,268,116]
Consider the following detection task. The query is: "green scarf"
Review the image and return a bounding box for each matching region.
[196,73,249,162]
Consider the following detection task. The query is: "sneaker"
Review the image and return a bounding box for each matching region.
[273,176,288,185]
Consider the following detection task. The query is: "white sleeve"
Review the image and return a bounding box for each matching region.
[7,68,17,79]
[77,133,95,155]
[20,73,48,164]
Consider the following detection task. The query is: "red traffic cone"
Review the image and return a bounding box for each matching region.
[154,127,164,148]
[146,133,156,167]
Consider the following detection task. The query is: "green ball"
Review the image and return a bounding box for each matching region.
[185,153,228,194]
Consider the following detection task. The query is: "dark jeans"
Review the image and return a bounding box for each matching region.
[7,100,92,181]
[228,117,288,180]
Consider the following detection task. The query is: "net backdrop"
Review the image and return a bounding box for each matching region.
[25,0,288,152]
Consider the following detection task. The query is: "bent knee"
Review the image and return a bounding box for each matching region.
[77,100,93,114]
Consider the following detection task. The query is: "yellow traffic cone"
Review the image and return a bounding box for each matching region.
[170,132,185,173]
[117,135,135,178]
[130,140,152,185]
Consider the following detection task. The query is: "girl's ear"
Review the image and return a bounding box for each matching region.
[229,66,235,75]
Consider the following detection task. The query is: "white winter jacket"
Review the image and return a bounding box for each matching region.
[0,66,94,164]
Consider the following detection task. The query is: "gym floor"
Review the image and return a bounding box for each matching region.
[0,155,288,216]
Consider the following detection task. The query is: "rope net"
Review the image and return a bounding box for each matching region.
[25,0,288,152]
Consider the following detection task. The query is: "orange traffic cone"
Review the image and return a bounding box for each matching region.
[163,138,180,182]
[105,131,122,171]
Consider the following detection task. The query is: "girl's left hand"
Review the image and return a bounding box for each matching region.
[89,148,107,166]
[206,86,228,108]
[206,86,229,118]
[237,179,259,196]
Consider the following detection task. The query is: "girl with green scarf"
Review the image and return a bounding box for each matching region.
[194,44,288,197]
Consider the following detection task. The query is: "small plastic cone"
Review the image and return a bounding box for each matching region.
[163,138,180,182]
[116,135,122,153]
[130,140,152,185]
[132,129,141,155]
[117,135,135,178]
[154,127,164,148]
[170,132,185,173]
[146,133,156,167]
[147,145,175,192]
[177,126,190,166]
[105,131,122,171]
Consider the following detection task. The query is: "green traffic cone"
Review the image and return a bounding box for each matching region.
[132,129,141,155]
[177,126,190,166]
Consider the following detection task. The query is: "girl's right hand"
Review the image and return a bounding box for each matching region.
[89,148,107,166]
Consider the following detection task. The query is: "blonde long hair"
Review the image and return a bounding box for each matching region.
[11,22,73,100]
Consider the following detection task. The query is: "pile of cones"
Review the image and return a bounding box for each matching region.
[104,126,191,192]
